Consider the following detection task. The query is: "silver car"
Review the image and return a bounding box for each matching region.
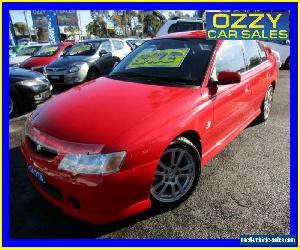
[45,39,120,85]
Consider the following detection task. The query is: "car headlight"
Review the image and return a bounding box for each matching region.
[68,62,88,73]
[68,65,80,73]
[58,151,127,175]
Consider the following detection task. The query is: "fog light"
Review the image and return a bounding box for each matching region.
[34,94,42,101]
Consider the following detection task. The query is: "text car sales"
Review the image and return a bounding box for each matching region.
[206,12,289,40]
[208,29,288,39]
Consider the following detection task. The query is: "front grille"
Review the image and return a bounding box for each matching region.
[27,136,57,159]
[47,68,67,72]
[47,75,64,83]
[48,75,63,83]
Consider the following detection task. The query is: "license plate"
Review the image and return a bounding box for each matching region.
[28,165,46,184]
[50,75,60,80]
[41,90,51,98]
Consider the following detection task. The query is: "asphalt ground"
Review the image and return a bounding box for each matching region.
[9,70,290,238]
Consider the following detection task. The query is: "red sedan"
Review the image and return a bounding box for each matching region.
[20,42,74,73]
[21,31,278,225]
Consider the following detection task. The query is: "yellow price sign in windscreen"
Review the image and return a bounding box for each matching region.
[127,48,190,69]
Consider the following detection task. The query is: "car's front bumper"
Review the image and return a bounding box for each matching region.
[20,136,155,225]
[46,68,88,85]
[15,84,52,107]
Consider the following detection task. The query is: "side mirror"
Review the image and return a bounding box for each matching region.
[99,49,108,56]
[113,61,119,68]
[217,71,241,85]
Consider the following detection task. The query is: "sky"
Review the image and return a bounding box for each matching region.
[9,10,195,32]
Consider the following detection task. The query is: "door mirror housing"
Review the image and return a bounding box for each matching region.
[113,61,119,68]
[99,49,108,56]
[217,71,241,85]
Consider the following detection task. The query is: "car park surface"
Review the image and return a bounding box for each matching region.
[9,70,289,238]
[18,30,278,225]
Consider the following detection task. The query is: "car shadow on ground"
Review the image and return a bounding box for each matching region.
[10,146,176,239]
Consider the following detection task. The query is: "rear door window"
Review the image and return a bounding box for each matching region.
[257,42,267,61]
[100,41,112,52]
[242,40,263,69]
[112,40,124,50]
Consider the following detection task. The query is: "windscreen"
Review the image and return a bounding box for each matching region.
[66,42,102,56]
[110,38,216,86]
[17,46,41,56]
[34,45,59,57]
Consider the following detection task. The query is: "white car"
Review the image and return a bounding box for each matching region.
[260,40,290,69]
[110,39,132,60]
[156,18,205,37]
[271,49,282,68]
[9,44,48,67]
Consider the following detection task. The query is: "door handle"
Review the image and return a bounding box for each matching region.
[245,85,250,93]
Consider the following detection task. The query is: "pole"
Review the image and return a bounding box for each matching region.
[9,14,17,45]
[78,11,82,40]
[124,10,127,38]
[23,11,32,41]
[141,14,144,38]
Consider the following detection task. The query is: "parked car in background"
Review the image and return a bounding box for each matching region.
[156,18,205,36]
[260,40,290,69]
[20,42,75,73]
[17,38,39,45]
[21,31,278,225]
[270,49,282,68]
[9,45,25,57]
[110,39,132,59]
[123,38,146,50]
[9,67,52,117]
[9,44,47,67]
[45,39,121,85]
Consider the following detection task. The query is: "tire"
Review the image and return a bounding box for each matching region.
[258,85,274,122]
[86,68,99,81]
[150,137,201,207]
[9,96,18,118]
[285,56,290,69]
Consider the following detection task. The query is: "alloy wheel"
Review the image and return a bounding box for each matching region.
[264,87,274,120]
[9,98,13,115]
[151,148,196,203]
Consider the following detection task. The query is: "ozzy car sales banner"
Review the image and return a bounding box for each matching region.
[56,10,78,26]
[206,11,289,40]
[31,10,60,43]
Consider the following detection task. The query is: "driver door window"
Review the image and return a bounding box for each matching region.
[100,41,112,53]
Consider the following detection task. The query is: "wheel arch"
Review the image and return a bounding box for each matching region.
[88,65,100,74]
[174,130,202,157]
[271,80,276,90]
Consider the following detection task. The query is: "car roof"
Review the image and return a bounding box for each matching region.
[168,18,204,23]
[79,39,108,43]
[155,30,207,39]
